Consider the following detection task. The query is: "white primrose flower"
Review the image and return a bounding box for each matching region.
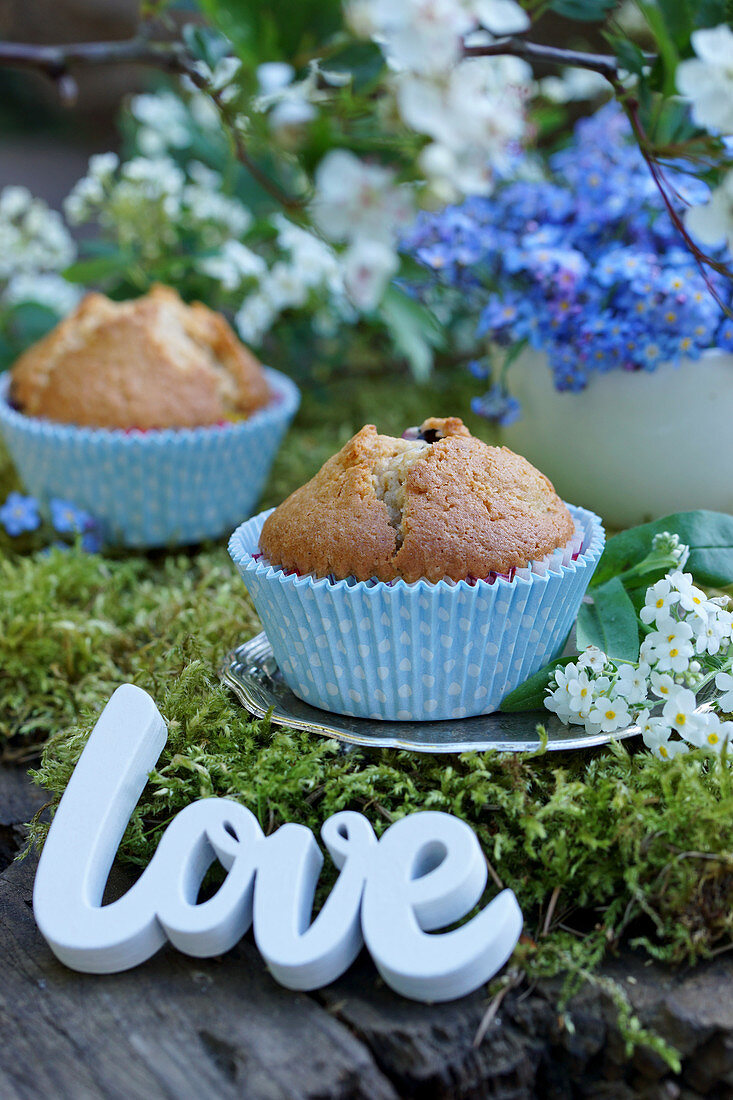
[685,170,733,258]
[346,0,531,199]
[661,686,704,740]
[269,98,317,134]
[130,92,192,155]
[2,272,82,315]
[273,216,341,289]
[696,610,732,656]
[565,669,595,718]
[348,0,528,76]
[254,60,328,137]
[0,186,76,277]
[683,711,730,752]
[183,183,252,242]
[263,262,310,310]
[0,185,32,220]
[312,150,413,246]
[544,689,571,724]
[587,694,633,734]
[649,670,677,699]
[88,152,119,183]
[539,66,609,104]
[714,719,733,752]
[636,709,675,753]
[639,576,681,626]
[676,24,733,135]
[545,663,582,723]
[577,645,608,674]
[342,238,398,311]
[396,55,529,194]
[651,735,690,761]
[612,662,649,705]
[669,571,710,620]
[235,292,277,345]
[197,240,267,291]
[187,89,221,132]
[257,62,295,95]
[473,0,529,35]
[358,0,475,76]
[715,670,733,712]
[193,56,242,95]
[640,620,694,674]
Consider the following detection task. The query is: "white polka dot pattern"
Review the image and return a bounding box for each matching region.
[229,504,605,721]
[0,370,299,548]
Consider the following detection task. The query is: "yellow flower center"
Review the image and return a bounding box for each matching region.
[669,648,679,658]
[675,713,686,726]
[605,710,616,721]
[659,746,669,758]
[708,733,719,745]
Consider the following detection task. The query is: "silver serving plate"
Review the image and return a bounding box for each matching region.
[221,633,646,753]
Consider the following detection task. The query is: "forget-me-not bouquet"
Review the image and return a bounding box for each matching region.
[404,103,733,425]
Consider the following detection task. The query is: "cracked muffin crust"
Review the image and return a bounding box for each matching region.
[9,284,271,429]
[259,417,574,583]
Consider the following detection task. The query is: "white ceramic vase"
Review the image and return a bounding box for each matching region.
[501,348,733,528]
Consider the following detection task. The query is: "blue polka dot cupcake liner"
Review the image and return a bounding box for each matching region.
[228,504,605,722]
[0,369,299,548]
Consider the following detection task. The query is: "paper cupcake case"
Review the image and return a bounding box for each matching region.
[0,369,299,548]
[228,504,605,722]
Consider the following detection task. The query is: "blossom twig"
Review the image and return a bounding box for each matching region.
[462,36,642,78]
[0,36,304,210]
[0,37,188,105]
[181,65,305,211]
[617,86,733,303]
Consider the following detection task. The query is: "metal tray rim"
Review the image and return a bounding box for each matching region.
[220,633,644,753]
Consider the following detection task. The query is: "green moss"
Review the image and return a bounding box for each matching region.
[2,367,731,1069]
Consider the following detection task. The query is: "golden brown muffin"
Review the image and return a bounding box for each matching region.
[9,284,271,429]
[260,417,574,583]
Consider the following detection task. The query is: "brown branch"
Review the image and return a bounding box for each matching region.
[181,64,305,210]
[0,35,304,209]
[463,36,628,78]
[616,85,733,300]
[0,38,188,104]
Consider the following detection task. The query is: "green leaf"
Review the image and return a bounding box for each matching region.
[8,302,59,348]
[380,286,444,382]
[547,0,616,21]
[200,0,344,64]
[63,254,133,284]
[656,0,693,46]
[694,0,730,28]
[182,23,232,68]
[499,655,576,713]
[323,42,385,92]
[608,36,648,78]
[638,1,680,95]
[592,511,733,590]
[576,577,640,661]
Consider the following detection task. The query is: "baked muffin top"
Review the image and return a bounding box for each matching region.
[9,284,271,429]
[259,417,575,583]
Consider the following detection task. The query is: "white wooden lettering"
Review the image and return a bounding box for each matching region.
[33,685,523,1002]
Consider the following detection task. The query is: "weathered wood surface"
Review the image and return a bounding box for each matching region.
[1,766,731,1100]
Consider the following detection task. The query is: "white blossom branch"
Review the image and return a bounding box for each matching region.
[462,36,651,78]
[0,35,304,209]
